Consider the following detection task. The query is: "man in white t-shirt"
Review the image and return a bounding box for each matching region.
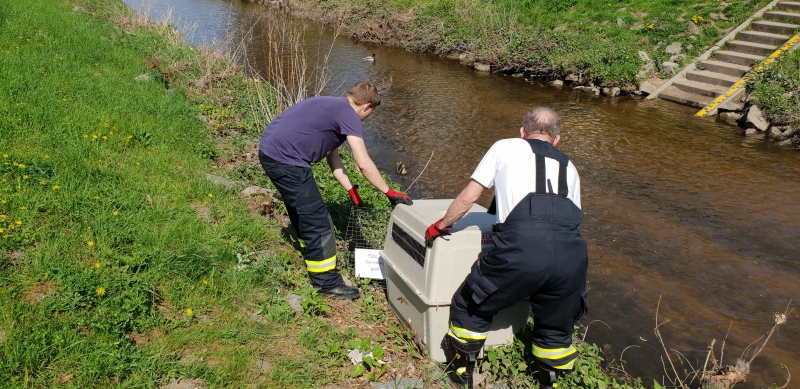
[424,107,588,389]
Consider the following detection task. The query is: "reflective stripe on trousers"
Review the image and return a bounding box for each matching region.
[533,343,577,370]
[447,322,488,343]
[305,255,337,273]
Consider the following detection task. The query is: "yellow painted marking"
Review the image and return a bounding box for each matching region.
[696,33,800,117]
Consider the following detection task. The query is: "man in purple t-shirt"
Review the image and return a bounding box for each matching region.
[258,81,412,300]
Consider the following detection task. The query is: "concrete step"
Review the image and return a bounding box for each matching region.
[659,86,714,109]
[764,10,800,23]
[738,30,790,46]
[777,1,800,11]
[727,40,778,56]
[700,60,751,77]
[685,70,740,87]
[751,20,799,35]
[714,50,766,66]
[673,78,727,97]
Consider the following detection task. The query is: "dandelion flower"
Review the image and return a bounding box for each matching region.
[95,262,101,269]
[202,279,208,285]
[112,211,119,216]
[44,155,49,159]
[104,123,109,128]
[22,175,28,179]
[87,241,94,246]
[96,287,105,296]
[52,185,60,190]
[18,164,24,169]
[207,193,213,198]
[186,308,193,316]
[2,154,7,158]
[0,199,5,203]
[0,228,3,233]
[102,136,107,140]
[83,134,88,138]
[135,162,140,165]
[93,196,99,200]
[0,215,5,219]
[39,180,45,185]
[15,220,21,225]
[191,285,195,290]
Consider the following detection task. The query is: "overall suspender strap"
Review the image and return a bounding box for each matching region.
[535,154,547,194]
[527,139,569,198]
[558,161,568,197]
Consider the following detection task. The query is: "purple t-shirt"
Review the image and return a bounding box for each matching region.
[258,96,363,167]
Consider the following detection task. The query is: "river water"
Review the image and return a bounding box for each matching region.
[126,0,800,385]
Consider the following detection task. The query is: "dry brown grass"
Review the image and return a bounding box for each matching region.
[654,296,793,389]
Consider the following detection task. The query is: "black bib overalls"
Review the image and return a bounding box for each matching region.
[447,140,589,372]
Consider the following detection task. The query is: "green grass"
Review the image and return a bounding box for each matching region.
[304,0,770,84]
[748,49,800,125]
[0,0,655,387]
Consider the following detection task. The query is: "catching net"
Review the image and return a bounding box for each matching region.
[342,206,392,288]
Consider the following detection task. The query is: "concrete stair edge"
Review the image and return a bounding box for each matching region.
[658,86,715,109]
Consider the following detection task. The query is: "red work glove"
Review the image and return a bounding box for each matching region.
[348,185,364,208]
[385,189,413,207]
[425,219,451,247]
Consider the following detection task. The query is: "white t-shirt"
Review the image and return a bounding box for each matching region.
[471,138,581,223]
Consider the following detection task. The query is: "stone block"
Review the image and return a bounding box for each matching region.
[687,21,701,35]
[661,61,679,73]
[744,105,769,131]
[665,42,682,54]
[474,63,491,72]
[639,80,657,95]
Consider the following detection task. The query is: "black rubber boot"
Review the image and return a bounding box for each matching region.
[535,362,560,389]
[446,337,482,389]
[318,284,360,300]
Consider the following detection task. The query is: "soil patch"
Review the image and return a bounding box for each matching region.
[160,378,206,389]
[23,282,57,304]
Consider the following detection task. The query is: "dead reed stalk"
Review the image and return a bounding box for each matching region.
[654,296,793,389]
[242,11,339,126]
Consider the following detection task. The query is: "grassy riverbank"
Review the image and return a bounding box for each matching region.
[747,49,800,144]
[0,0,649,388]
[287,0,770,87]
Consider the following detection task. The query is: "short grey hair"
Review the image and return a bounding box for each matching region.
[522,107,561,138]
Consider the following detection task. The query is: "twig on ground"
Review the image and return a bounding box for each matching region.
[403,150,434,193]
[777,363,791,389]
[654,295,688,389]
[619,345,640,363]
[582,319,612,341]
[699,338,716,382]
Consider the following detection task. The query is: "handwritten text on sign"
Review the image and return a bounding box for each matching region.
[354,249,386,280]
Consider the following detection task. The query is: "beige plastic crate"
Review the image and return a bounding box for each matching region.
[380,199,529,363]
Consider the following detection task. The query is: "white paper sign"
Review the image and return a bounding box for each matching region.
[354,249,386,280]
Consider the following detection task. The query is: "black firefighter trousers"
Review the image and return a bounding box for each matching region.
[448,193,589,372]
[259,151,343,289]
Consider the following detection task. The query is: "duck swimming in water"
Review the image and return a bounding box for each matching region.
[396,162,408,175]
[363,53,375,62]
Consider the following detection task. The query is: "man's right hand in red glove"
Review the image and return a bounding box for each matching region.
[425,219,451,247]
[385,189,413,207]
[348,185,364,208]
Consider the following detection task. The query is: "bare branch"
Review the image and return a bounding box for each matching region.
[582,319,613,341]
